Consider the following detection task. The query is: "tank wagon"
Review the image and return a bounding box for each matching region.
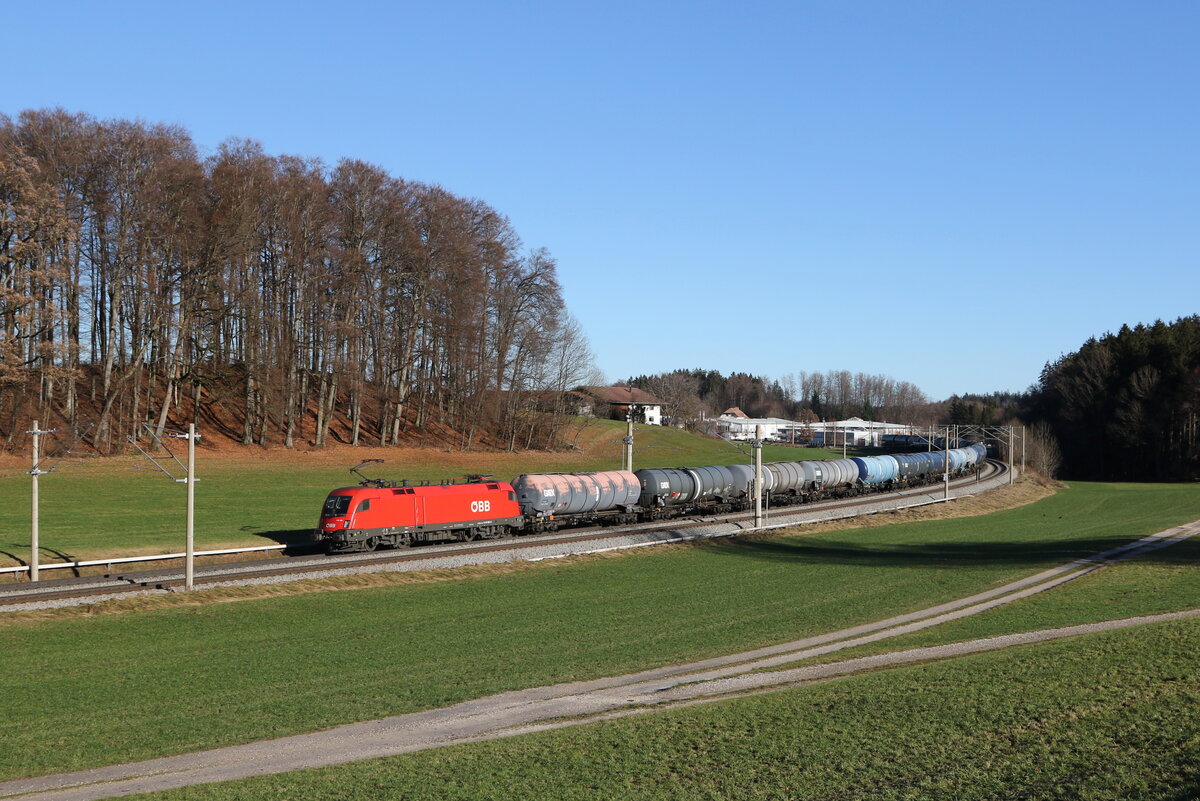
[512,470,641,531]
[315,443,990,553]
[635,464,764,516]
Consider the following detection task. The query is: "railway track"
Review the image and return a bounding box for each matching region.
[0,460,1009,610]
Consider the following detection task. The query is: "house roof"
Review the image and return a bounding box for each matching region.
[722,407,750,418]
[574,385,666,406]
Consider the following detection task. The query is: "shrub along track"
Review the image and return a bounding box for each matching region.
[2,516,1196,801]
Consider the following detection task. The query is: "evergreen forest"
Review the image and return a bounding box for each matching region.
[1027,316,1200,480]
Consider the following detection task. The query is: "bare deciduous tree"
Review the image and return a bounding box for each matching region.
[0,109,583,453]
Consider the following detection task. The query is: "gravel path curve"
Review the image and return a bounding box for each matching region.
[2,517,1195,801]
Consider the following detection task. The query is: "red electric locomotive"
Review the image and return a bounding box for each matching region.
[315,476,524,553]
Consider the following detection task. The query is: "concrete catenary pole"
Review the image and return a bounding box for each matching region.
[1021,426,1026,475]
[185,423,196,590]
[28,420,43,582]
[753,424,763,529]
[622,414,634,473]
[943,425,951,501]
[1008,426,1015,486]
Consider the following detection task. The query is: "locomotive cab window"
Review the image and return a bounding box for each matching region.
[356,499,371,513]
[323,495,352,517]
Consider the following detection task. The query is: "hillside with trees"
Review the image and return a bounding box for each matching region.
[0,109,598,453]
[1026,316,1200,481]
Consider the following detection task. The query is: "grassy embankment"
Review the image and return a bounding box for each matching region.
[0,420,828,564]
[0,480,1196,786]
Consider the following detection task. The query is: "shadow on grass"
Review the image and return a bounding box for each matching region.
[0,549,26,567]
[1169,776,1200,801]
[706,533,1198,568]
[0,546,84,576]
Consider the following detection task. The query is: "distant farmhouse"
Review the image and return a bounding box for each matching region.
[571,386,665,426]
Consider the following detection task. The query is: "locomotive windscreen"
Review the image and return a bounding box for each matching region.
[322,495,352,517]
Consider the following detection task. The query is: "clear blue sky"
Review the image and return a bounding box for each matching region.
[7,1,1198,400]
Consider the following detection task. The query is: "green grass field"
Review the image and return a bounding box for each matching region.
[131,616,1200,801]
[0,420,831,564]
[782,523,1200,673]
[0,480,1197,786]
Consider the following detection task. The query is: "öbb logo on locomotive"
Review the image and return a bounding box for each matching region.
[314,443,989,553]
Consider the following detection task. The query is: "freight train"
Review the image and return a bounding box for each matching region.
[314,443,988,553]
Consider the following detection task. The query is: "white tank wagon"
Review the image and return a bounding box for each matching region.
[764,460,823,501]
[820,458,862,493]
[511,470,642,531]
